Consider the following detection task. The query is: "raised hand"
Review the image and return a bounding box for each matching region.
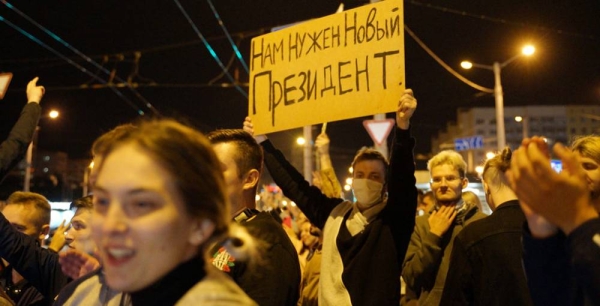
[59,249,101,279]
[26,77,45,103]
[48,220,70,252]
[315,133,330,156]
[508,140,598,234]
[428,205,457,237]
[243,116,267,143]
[396,89,417,129]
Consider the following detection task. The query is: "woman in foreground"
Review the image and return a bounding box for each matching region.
[57,119,256,305]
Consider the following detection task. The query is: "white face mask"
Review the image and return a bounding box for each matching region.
[352,178,384,209]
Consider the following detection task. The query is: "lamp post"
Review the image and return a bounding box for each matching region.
[296,131,313,182]
[24,109,59,191]
[461,45,535,151]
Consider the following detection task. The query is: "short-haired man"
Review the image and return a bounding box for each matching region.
[0,191,67,305]
[207,129,301,306]
[48,196,95,254]
[402,150,486,305]
[244,89,418,305]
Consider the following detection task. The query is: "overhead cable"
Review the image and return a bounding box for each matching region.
[404,24,494,93]
[1,0,160,115]
[0,15,146,115]
[206,0,250,73]
[406,0,597,40]
[173,0,248,98]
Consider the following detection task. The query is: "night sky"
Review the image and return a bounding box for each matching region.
[1,0,599,168]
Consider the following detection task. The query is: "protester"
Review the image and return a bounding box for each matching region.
[416,191,434,216]
[508,137,600,305]
[0,191,67,306]
[48,196,95,255]
[207,129,301,306]
[244,88,418,305]
[0,78,43,182]
[52,126,142,305]
[55,119,256,305]
[296,219,322,306]
[440,148,532,305]
[402,150,486,305]
[570,135,600,212]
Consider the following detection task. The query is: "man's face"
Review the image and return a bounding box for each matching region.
[352,159,386,184]
[65,208,94,253]
[430,164,466,205]
[212,142,245,216]
[575,152,600,199]
[2,204,45,242]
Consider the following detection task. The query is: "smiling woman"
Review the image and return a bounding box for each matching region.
[55,119,257,305]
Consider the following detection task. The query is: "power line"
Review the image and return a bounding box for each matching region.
[406,0,597,40]
[206,0,249,73]
[0,14,146,115]
[404,24,494,93]
[172,0,248,98]
[1,0,160,115]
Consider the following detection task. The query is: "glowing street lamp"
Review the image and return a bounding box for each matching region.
[461,44,535,150]
[49,109,60,119]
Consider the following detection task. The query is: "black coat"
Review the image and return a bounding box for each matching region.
[441,201,533,306]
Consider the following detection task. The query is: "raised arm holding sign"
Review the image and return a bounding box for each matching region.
[244,88,418,305]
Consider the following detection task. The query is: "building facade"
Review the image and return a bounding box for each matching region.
[432,105,600,171]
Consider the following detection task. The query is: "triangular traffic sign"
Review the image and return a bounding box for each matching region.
[363,119,395,146]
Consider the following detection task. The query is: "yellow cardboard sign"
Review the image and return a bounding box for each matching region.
[249,0,404,134]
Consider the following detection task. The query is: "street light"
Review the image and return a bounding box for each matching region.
[461,45,535,150]
[49,110,59,119]
[515,115,529,140]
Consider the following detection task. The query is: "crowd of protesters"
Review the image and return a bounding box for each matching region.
[0,77,598,306]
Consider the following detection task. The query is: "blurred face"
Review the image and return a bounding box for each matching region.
[575,152,600,199]
[3,204,46,242]
[421,195,435,212]
[430,164,467,206]
[92,144,207,292]
[300,222,319,248]
[65,208,94,253]
[212,142,245,216]
[352,159,386,184]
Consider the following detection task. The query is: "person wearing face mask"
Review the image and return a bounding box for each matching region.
[243,89,418,305]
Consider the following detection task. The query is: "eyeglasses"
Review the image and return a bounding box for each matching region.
[430,176,463,185]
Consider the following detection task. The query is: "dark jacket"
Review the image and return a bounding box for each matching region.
[440,200,533,305]
[261,127,417,305]
[0,213,69,305]
[0,102,41,182]
[523,218,600,305]
[211,211,301,306]
[402,201,487,306]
